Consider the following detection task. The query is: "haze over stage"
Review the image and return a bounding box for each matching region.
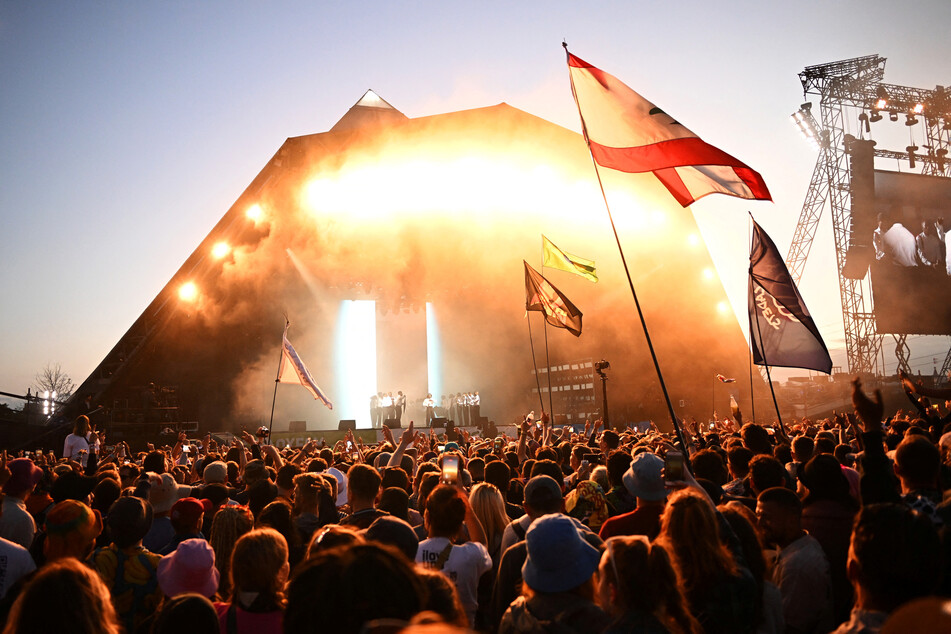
[73,92,763,432]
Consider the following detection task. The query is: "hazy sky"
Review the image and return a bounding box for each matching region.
[2,1,949,403]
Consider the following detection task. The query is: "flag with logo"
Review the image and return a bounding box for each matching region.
[278,325,333,409]
[525,261,583,336]
[542,235,598,282]
[749,219,832,374]
[716,373,736,383]
[565,48,772,207]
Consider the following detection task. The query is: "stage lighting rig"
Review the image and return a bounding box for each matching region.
[791,103,822,147]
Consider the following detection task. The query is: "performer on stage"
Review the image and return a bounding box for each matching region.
[455,392,467,426]
[470,391,480,425]
[423,393,436,426]
[370,393,381,427]
[382,392,394,423]
[396,391,406,423]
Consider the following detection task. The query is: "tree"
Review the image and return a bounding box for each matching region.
[34,363,74,401]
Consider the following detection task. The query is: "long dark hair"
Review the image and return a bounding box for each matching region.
[602,537,700,634]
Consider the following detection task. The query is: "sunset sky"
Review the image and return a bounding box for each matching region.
[2,1,949,405]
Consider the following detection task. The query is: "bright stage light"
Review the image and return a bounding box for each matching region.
[300,151,605,225]
[246,204,263,221]
[687,233,700,247]
[426,302,441,402]
[716,301,729,314]
[335,300,377,427]
[211,241,231,259]
[875,98,887,110]
[702,267,715,281]
[178,282,198,302]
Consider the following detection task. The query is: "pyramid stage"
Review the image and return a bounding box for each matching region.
[70,91,763,439]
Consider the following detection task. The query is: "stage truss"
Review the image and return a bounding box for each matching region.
[786,54,951,379]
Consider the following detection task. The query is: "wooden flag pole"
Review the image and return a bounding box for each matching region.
[564,42,691,463]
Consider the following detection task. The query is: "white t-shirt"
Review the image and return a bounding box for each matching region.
[0,537,35,599]
[416,537,492,626]
[63,433,98,466]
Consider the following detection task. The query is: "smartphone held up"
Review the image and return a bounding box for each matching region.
[441,454,460,485]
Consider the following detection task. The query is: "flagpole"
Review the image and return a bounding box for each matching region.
[540,249,555,419]
[747,216,756,425]
[564,42,690,462]
[269,318,290,444]
[748,351,756,423]
[711,375,715,421]
[526,313,546,413]
[750,285,787,435]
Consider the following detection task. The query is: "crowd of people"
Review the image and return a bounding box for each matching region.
[0,375,949,633]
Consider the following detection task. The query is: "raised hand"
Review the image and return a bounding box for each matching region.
[398,420,415,448]
[382,424,395,447]
[851,376,884,431]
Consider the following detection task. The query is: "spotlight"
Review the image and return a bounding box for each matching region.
[875,85,889,109]
[178,282,199,302]
[905,114,918,126]
[913,103,924,114]
[889,111,899,122]
[859,112,870,133]
[869,111,882,123]
[791,106,821,147]
[211,241,231,259]
[246,204,263,221]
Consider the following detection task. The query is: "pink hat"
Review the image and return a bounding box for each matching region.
[3,458,43,497]
[156,538,220,598]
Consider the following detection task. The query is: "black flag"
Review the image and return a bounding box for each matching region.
[525,261,583,337]
[749,219,832,374]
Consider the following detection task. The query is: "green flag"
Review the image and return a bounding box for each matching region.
[542,235,598,282]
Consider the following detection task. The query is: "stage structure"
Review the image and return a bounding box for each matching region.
[69,90,767,436]
[787,55,951,377]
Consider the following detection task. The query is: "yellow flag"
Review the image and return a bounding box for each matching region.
[542,235,598,282]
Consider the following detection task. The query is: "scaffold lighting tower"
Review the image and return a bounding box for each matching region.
[786,55,951,378]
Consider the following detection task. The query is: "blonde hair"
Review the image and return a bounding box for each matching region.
[468,482,509,558]
[230,528,289,608]
[209,506,254,598]
[3,558,120,634]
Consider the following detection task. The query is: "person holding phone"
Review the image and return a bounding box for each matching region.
[63,415,100,468]
[416,484,490,627]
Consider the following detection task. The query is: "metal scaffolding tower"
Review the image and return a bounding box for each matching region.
[786,55,951,378]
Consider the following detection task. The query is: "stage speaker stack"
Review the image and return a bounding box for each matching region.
[431,417,448,428]
[383,418,401,429]
[289,420,306,433]
[338,419,356,431]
